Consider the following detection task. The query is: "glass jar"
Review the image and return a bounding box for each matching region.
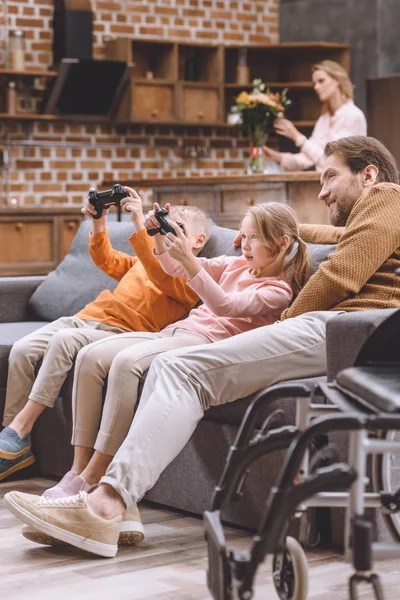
[8,30,25,71]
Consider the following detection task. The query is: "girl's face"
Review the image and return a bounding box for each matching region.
[312,69,340,103]
[240,214,286,277]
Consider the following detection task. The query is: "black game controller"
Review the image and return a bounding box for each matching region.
[88,184,130,219]
[147,208,185,237]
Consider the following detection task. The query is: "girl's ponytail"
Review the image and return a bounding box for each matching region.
[283,236,310,297]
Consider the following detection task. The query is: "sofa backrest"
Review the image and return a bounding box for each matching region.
[29,220,335,321]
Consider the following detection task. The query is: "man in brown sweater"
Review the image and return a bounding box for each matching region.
[6,136,400,558]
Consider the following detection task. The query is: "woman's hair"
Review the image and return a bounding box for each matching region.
[246,202,310,296]
[170,205,213,241]
[325,136,399,184]
[312,59,354,109]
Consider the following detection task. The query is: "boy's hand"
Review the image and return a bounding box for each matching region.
[121,187,144,231]
[81,189,109,234]
[144,202,172,231]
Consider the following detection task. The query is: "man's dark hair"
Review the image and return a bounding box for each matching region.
[325,136,399,184]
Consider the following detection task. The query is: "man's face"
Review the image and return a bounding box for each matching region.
[319,154,365,226]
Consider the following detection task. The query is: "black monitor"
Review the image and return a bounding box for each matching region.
[42,58,130,117]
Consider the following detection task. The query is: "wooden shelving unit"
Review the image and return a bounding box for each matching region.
[0,41,350,129]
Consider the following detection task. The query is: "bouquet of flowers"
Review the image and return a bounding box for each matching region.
[234,79,291,172]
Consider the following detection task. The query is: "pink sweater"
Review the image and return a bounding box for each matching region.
[157,252,293,342]
[280,101,367,172]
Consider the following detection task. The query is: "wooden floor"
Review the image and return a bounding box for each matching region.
[1,478,400,600]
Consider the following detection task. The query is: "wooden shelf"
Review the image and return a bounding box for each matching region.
[0,112,109,123]
[134,78,175,86]
[225,82,314,89]
[0,68,57,78]
[180,81,220,88]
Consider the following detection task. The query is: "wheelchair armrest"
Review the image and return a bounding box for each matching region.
[326,309,397,380]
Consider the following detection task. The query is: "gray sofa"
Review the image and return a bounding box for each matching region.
[0,221,395,531]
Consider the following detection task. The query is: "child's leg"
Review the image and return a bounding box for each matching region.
[79,330,210,484]
[70,332,163,476]
[9,325,117,438]
[3,316,90,428]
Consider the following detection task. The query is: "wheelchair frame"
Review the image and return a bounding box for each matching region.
[204,380,400,600]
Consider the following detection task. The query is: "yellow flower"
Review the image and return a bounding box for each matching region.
[236,91,251,105]
[248,92,278,108]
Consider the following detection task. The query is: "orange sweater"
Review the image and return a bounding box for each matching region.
[282,183,400,319]
[75,228,199,332]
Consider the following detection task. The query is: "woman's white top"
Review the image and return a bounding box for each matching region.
[280,100,367,171]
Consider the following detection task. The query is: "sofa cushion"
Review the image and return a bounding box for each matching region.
[0,322,49,387]
[28,221,241,322]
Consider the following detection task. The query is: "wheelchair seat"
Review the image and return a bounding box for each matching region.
[336,366,400,414]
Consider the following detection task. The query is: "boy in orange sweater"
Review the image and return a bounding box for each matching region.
[0,187,212,482]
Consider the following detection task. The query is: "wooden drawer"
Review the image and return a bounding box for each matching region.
[0,219,54,264]
[153,187,217,215]
[220,184,286,214]
[61,218,81,259]
[181,87,219,122]
[133,84,175,121]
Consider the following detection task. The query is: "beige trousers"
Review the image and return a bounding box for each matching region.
[101,311,342,508]
[71,328,210,456]
[3,316,125,426]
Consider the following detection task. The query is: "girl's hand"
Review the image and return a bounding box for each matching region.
[163,221,192,262]
[120,187,144,230]
[262,145,282,164]
[233,231,242,248]
[274,118,301,142]
[164,222,201,279]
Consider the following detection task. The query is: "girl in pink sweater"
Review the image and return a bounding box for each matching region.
[152,201,310,341]
[25,202,309,527]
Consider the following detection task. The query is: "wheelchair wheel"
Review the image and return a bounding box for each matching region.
[372,429,400,542]
[272,536,309,600]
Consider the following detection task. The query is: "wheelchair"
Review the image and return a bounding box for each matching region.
[204,308,400,600]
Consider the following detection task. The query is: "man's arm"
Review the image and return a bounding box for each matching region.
[299,224,345,244]
[282,184,400,319]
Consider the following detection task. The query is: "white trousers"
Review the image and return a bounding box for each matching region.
[101,311,341,508]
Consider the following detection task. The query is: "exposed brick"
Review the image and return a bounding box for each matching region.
[15,160,44,169]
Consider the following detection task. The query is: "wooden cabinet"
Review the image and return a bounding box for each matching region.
[0,208,83,276]
[116,173,328,230]
[106,39,349,129]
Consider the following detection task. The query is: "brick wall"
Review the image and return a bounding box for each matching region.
[0,0,278,207]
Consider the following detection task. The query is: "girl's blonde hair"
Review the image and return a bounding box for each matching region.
[245,202,310,296]
[312,59,354,112]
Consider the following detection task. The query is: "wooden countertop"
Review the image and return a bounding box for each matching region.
[103,172,321,189]
[0,206,83,215]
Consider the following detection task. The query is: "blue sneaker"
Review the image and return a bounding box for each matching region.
[0,427,32,459]
[0,452,35,482]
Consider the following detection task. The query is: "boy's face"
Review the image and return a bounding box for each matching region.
[318,153,365,226]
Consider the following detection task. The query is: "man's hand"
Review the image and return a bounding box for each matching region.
[262,145,282,164]
[233,231,242,248]
[121,187,144,231]
[164,222,200,279]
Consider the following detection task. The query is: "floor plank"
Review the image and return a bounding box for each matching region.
[1,477,400,599]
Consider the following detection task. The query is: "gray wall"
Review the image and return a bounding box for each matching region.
[279,0,400,116]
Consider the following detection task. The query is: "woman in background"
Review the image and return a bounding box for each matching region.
[263,60,367,171]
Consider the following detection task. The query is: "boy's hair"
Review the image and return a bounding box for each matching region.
[170,205,213,241]
[325,136,399,184]
[246,202,310,296]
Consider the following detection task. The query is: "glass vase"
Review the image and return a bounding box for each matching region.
[247,145,265,174]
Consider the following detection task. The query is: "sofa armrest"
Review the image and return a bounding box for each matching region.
[0,276,45,323]
[326,309,397,380]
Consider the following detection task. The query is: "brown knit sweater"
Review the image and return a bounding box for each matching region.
[281,182,400,320]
